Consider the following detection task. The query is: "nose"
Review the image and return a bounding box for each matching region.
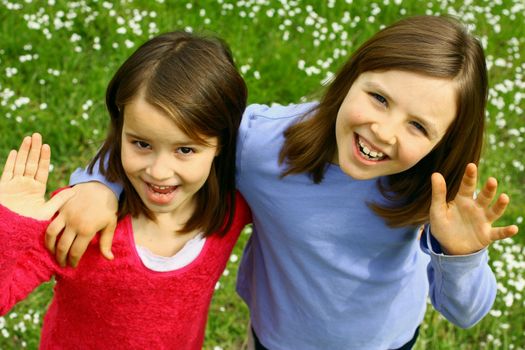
[371,122,397,146]
[145,153,173,181]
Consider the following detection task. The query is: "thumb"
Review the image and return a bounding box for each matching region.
[430,173,448,215]
[45,188,76,217]
[99,222,116,260]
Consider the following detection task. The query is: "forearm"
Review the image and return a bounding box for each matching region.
[422,226,497,328]
[0,205,56,315]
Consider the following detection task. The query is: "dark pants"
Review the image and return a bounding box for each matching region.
[252,326,420,350]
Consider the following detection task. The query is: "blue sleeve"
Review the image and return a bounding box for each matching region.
[420,225,497,328]
[236,103,270,185]
[69,158,123,198]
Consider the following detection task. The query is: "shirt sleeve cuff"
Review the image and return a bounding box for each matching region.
[69,167,123,198]
[420,225,488,263]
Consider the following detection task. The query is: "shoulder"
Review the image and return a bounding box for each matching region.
[233,191,252,226]
[236,102,318,176]
[207,192,250,246]
[85,216,130,254]
[243,102,318,123]
[0,203,48,227]
[239,102,318,143]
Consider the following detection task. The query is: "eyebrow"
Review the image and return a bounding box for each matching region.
[363,81,440,140]
[123,130,197,147]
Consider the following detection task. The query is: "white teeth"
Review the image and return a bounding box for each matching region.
[149,184,174,190]
[357,137,385,160]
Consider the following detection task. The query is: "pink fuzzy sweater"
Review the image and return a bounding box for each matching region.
[0,192,251,349]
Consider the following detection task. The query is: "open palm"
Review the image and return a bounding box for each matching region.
[429,163,519,255]
[0,134,72,220]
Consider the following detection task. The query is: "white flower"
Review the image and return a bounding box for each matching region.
[240,64,251,74]
[489,309,502,317]
[5,67,18,78]
[70,33,81,42]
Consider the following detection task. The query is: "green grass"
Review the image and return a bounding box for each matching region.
[1,0,523,349]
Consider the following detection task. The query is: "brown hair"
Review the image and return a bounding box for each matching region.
[279,15,487,227]
[89,31,247,236]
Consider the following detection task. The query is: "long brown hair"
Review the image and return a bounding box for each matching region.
[279,15,487,227]
[89,31,247,236]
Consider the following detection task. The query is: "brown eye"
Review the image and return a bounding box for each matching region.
[410,121,428,136]
[370,92,387,106]
[134,141,151,149]
[177,147,194,155]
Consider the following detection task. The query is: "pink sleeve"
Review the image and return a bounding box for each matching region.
[0,205,58,315]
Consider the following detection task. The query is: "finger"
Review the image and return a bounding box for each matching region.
[99,223,116,260]
[24,133,43,177]
[486,193,510,223]
[430,172,448,212]
[13,136,32,176]
[45,188,75,217]
[475,177,497,208]
[35,144,51,185]
[490,225,519,242]
[45,215,66,254]
[56,228,77,267]
[1,150,17,182]
[68,235,93,268]
[457,163,478,198]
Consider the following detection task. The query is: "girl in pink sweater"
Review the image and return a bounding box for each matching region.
[0,31,250,349]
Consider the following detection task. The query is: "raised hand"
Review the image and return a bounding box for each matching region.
[429,163,519,255]
[0,133,73,220]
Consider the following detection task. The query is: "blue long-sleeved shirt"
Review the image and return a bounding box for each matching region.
[71,102,497,350]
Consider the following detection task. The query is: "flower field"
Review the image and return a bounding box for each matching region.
[0,0,523,349]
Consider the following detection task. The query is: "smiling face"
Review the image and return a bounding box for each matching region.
[333,70,458,180]
[121,95,218,220]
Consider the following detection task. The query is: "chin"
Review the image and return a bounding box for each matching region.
[339,163,372,180]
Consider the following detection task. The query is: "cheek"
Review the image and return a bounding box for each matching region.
[120,146,131,168]
[201,156,216,175]
[338,101,369,129]
[194,155,217,183]
[335,108,353,135]
[120,146,140,174]
[399,141,434,167]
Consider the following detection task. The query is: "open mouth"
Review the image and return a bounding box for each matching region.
[147,183,177,194]
[356,135,387,161]
[142,181,179,205]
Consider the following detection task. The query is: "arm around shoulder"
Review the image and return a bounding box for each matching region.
[45,181,118,267]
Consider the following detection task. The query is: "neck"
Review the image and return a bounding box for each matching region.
[132,213,201,257]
